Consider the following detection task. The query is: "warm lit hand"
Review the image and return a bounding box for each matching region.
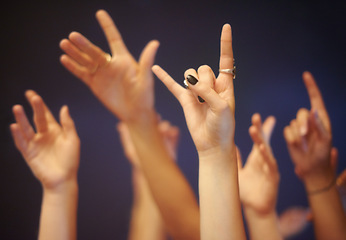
[60,10,160,122]
[238,113,280,214]
[284,72,333,187]
[10,90,80,191]
[152,24,235,152]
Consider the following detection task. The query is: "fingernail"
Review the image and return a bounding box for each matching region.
[187,75,198,85]
[198,96,205,103]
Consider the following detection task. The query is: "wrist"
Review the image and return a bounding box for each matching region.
[125,108,158,126]
[198,143,236,166]
[42,178,78,196]
[244,205,277,220]
[302,169,336,194]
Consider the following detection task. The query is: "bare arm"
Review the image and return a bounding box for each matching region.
[117,121,180,240]
[238,114,282,240]
[10,90,80,240]
[153,24,246,240]
[60,10,199,240]
[284,72,346,240]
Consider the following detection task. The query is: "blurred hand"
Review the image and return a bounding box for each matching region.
[284,72,333,189]
[10,90,80,191]
[60,10,160,122]
[238,114,280,215]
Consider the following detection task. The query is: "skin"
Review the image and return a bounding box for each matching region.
[117,120,179,240]
[152,24,246,240]
[10,90,80,240]
[60,10,200,240]
[238,113,282,240]
[283,72,346,240]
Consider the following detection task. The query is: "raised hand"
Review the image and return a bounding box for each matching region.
[284,72,333,188]
[10,90,80,240]
[154,24,246,240]
[283,72,346,240]
[237,114,282,240]
[60,10,160,122]
[238,113,279,215]
[152,24,235,153]
[10,90,80,190]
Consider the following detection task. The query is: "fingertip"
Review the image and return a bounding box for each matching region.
[222,23,231,31]
[268,115,276,123]
[12,104,23,114]
[331,147,338,156]
[152,65,162,74]
[68,32,86,46]
[25,89,36,99]
[61,104,69,114]
[59,38,68,48]
[302,71,312,78]
[31,95,42,105]
[9,123,18,132]
[249,125,257,136]
[60,54,67,63]
[302,71,315,86]
[60,105,76,129]
[96,9,107,18]
[68,31,79,39]
[150,39,160,47]
[251,113,261,124]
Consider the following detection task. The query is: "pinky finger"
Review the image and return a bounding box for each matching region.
[60,55,91,85]
[10,123,28,154]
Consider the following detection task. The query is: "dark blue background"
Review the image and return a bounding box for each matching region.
[2,0,346,239]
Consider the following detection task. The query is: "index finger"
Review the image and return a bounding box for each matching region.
[302,71,330,129]
[96,9,129,55]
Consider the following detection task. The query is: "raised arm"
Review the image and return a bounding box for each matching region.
[10,90,80,240]
[117,120,179,240]
[283,72,346,240]
[238,113,282,240]
[60,10,199,240]
[153,24,246,240]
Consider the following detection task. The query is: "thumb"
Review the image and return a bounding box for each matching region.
[60,105,77,135]
[139,40,160,78]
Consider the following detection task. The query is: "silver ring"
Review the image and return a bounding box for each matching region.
[219,65,236,79]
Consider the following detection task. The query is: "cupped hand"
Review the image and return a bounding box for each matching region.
[60,10,160,122]
[238,114,280,214]
[284,72,333,181]
[10,90,80,191]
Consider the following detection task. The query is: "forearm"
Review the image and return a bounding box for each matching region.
[126,110,200,240]
[244,208,282,240]
[38,180,78,240]
[198,146,246,240]
[304,175,346,240]
[128,168,167,240]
